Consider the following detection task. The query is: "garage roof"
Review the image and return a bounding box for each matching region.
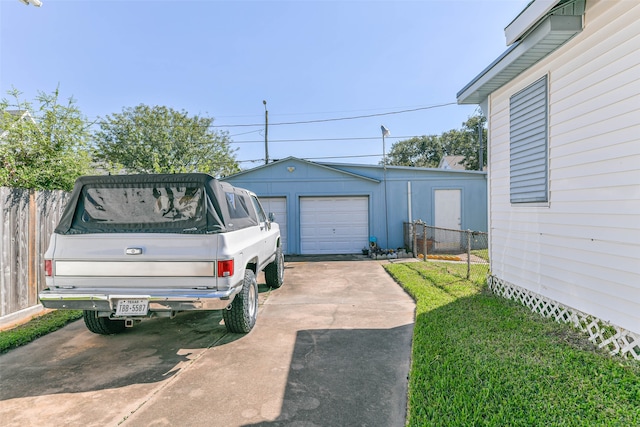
[229,156,382,183]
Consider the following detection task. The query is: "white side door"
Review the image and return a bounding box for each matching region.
[259,197,287,254]
[434,189,461,252]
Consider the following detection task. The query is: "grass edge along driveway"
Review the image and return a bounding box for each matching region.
[0,310,82,353]
[384,261,640,427]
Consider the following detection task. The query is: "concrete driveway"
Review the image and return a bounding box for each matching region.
[0,257,415,427]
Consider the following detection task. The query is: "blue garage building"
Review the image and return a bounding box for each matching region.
[223,157,487,255]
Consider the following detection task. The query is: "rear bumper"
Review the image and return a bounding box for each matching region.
[38,287,241,312]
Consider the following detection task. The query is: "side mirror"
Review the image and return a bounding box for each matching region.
[268,212,276,222]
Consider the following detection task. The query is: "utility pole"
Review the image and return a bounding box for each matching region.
[381,125,390,249]
[263,100,269,165]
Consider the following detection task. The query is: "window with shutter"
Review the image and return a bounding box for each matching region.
[509,75,548,203]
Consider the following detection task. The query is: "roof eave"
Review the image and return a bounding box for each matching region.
[223,156,382,184]
[457,14,582,105]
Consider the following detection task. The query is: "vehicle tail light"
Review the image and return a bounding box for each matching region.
[217,260,234,277]
[44,260,52,276]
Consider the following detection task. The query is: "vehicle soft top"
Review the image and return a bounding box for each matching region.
[55,173,259,235]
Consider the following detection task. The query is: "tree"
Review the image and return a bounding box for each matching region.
[386,114,487,170]
[443,114,487,171]
[0,87,93,191]
[386,135,444,168]
[93,105,240,177]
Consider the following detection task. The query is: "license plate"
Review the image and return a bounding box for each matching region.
[115,299,149,316]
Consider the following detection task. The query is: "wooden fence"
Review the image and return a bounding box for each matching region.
[0,187,68,320]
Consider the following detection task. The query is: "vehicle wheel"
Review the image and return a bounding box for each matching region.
[223,269,258,333]
[83,310,127,335]
[264,246,284,289]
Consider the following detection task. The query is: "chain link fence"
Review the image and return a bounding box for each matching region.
[403,221,489,283]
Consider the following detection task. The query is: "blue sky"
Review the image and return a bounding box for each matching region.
[0,0,529,169]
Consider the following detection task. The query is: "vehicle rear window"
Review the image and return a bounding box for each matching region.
[79,185,204,225]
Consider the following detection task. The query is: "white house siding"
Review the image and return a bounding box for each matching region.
[488,0,640,334]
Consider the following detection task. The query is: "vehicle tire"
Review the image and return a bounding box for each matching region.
[223,269,258,333]
[83,310,127,335]
[264,246,284,289]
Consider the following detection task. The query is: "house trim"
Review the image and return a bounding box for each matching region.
[457,14,582,105]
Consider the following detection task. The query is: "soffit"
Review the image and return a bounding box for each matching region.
[457,10,583,105]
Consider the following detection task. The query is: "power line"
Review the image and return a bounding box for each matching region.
[302,154,382,161]
[237,153,382,164]
[229,135,415,144]
[221,104,442,119]
[211,103,457,128]
[228,129,263,137]
[20,102,458,131]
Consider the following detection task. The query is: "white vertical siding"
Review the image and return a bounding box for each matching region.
[488,0,640,334]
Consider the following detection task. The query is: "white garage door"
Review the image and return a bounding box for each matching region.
[259,197,288,254]
[300,197,369,255]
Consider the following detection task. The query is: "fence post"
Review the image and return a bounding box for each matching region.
[466,230,471,280]
[422,223,427,261]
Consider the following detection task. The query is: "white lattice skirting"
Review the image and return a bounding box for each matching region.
[488,275,640,361]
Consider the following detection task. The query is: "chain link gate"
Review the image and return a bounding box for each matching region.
[403,221,489,282]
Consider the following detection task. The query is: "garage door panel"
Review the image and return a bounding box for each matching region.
[300,197,369,255]
[309,227,366,238]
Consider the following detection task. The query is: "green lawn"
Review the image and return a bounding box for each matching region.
[470,248,490,262]
[384,261,640,427]
[0,310,82,353]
